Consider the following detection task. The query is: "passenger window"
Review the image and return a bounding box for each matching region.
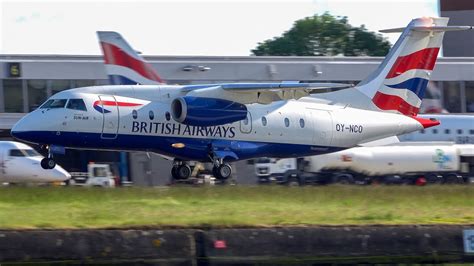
[9,149,25,157]
[149,111,154,120]
[420,129,425,134]
[165,112,171,121]
[261,117,267,126]
[457,129,463,135]
[132,110,138,119]
[445,129,450,134]
[432,129,438,134]
[284,118,290,127]
[299,118,305,128]
[66,99,87,111]
[470,129,474,135]
[40,99,67,109]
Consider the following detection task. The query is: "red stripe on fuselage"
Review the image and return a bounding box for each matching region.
[386,47,440,79]
[94,100,142,107]
[101,42,163,83]
[372,91,420,116]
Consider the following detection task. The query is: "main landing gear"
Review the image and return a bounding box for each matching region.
[170,158,233,181]
[40,145,56,170]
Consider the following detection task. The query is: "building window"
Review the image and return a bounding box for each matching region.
[132,110,138,119]
[149,111,154,120]
[3,79,23,113]
[442,81,462,113]
[466,81,474,113]
[27,80,47,112]
[457,129,463,135]
[72,80,96,88]
[261,117,267,126]
[284,118,290,127]
[51,80,71,95]
[299,118,305,128]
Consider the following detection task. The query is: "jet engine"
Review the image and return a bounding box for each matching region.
[171,96,248,126]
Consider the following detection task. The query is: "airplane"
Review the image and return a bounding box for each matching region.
[11,17,472,181]
[0,141,71,183]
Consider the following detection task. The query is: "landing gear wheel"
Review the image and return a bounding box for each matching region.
[213,163,232,180]
[171,166,179,180]
[41,158,56,169]
[175,164,192,180]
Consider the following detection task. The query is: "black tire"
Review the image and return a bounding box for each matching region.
[335,173,354,185]
[41,158,55,169]
[287,177,300,186]
[444,173,463,184]
[214,164,232,180]
[426,174,442,184]
[176,165,191,180]
[171,166,179,179]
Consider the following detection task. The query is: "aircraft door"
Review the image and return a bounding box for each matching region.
[306,109,333,146]
[99,95,119,139]
[240,111,252,134]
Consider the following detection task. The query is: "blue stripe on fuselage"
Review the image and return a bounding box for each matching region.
[11,131,344,161]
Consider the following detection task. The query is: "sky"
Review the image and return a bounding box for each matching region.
[0,0,438,56]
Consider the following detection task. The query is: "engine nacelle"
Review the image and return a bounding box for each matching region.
[171,96,248,126]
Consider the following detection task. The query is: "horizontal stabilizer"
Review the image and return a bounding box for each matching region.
[380,25,473,33]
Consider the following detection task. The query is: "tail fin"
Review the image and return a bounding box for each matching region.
[97,31,164,85]
[356,17,459,116]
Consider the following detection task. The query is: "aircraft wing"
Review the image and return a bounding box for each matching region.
[182,82,352,104]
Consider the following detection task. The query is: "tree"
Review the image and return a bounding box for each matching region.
[251,13,391,56]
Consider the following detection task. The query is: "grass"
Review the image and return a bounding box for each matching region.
[0,185,472,229]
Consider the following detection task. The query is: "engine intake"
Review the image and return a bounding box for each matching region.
[171,96,248,126]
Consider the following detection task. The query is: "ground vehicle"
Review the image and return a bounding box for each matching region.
[255,143,474,185]
[69,163,116,187]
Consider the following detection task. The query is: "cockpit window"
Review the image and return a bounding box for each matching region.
[9,149,40,157]
[40,99,67,109]
[66,99,87,111]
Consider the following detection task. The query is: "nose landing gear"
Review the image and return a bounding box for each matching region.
[40,145,56,169]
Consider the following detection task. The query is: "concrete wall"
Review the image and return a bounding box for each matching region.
[1,226,473,264]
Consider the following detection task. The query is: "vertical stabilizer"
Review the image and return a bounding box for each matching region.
[356,17,448,116]
[97,31,164,85]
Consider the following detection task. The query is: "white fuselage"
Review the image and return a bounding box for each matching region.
[12,85,425,162]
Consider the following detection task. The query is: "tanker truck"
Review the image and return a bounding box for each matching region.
[255,143,474,185]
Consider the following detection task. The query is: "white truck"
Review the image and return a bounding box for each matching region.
[69,163,116,187]
[255,143,474,185]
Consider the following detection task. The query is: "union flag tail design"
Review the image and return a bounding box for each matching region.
[356,17,448,116]
[97,31,164,85]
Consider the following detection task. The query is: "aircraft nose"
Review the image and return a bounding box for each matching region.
[11,113,40,143]
[51,165,72,182]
